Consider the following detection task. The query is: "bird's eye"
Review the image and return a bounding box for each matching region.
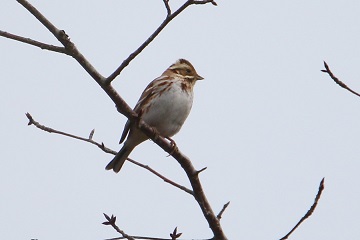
[186,69,191,74]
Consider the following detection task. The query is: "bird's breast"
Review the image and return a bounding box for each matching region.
[142,82,194,137]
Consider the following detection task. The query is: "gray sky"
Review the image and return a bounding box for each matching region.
[1,0,360,239]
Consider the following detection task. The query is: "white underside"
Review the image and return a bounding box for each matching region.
[142,82,194,137]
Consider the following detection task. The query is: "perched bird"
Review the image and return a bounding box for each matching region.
[106,59,204,173]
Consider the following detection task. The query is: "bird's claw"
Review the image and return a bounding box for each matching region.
[166,137,178,156]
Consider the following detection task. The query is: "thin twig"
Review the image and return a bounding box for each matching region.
[196,167,207,175]
[321,61,360,97]
[0,30,69,55]
[105,237,213,240]
[217,202,230,220]
[127,158,193,195]
[193,0,217,5]
[103,217,186,240]
[105,237,177,240]
[280,178,325,240]
[25,112,116,154]
[170,227,182,240]
[105,0,217,84]
[25,112,193,195]
[105,236,182,240]
[168,148,227,239]
[16,0,106,84]
[162,0,171,16]
[103,214,136,240]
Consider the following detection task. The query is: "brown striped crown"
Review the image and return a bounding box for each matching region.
[166,59,204,81]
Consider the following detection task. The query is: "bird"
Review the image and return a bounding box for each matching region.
[105,59,204,173]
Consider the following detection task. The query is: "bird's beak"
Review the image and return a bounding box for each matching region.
[196,74,204,80]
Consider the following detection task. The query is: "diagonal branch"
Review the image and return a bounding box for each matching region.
[25,112,193,195]
[105,0,217,84]
[25,112,116,154]
[0,30,68,55]
[321,61,360,97]
[127,158,193,195]
[217,201,230,220]
[16,0,106,84]
[280,178,325,240]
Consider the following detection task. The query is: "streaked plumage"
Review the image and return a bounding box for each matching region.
[106,59,203,173]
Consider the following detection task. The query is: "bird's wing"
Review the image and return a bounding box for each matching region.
[119,120,131,144]
[119,75,173,144]
[133,75,172,113]
[119,76,168,143]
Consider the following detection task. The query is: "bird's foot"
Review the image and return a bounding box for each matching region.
[166,137,178,156]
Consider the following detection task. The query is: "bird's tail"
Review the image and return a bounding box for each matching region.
[105,145,134,173]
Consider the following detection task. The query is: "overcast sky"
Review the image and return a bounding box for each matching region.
[1,0,360,239]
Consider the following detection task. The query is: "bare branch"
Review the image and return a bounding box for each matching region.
[167,149,227,239]
[321,61,360,97]
[105,0,217,84]
[105,236,180,240]
[128,158,193,195]
[26,107,227,238]
[280,178,325,240]
[193,0,218,6]
[217,201,230,220]
[25,112,193,195]
[25,113,227,238]
[170,227,182,240]
[0,30,68,55]
[103,214,136,240]
[89,129,95,140]
[16,0,106,84]
[162,0,171,16]
[7,0,217,85]
[196,167,207,175]
[14,0,138,135]
[103,216,186,240]
[106,237,178,240]
[26,112,116,154]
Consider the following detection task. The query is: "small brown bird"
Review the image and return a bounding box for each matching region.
[105,59,203,173]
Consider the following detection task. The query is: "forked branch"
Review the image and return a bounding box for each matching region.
[103,214,136,240]
[105,0,217,84]
[103,215,185,240]
[0,30,68,54]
